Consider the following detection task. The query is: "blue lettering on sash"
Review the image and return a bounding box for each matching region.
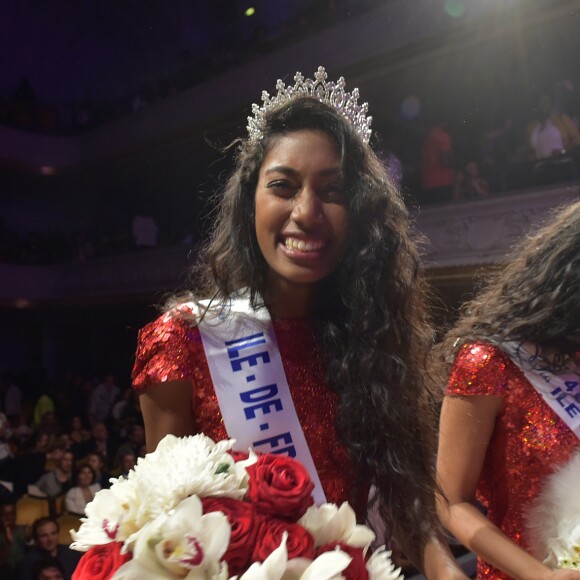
[566,403,580,418]
[566,380,579,392]
[226,332,267,359]
[253,432,295,457]
[230,351,271,372]
[240,384,279,403]
[244,398,283,419]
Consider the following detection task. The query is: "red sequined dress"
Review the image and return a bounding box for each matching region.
[132,307,362,511]
[447,341,579,579]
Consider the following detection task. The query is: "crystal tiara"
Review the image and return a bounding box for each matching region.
[246,66,372,144]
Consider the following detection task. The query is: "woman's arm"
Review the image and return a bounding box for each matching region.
[139,379,196,452]
[437,395,580,580]
[422,536,469,579]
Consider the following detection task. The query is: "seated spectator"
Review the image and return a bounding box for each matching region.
[2,372,22,423]
[0,411,12,468]
[10,413,34,449]
[17,517,81,580]
[0,498,29,574]
[34,452,73,499]
[420,120,455,202]
[64,464,100,516]
[88,376,119,427]
[115,452,136,479]
[30,556,65,580]
[68,417,89,447]
[113,424,145,470]
[528,93,580,159]
[453,161,490,200]
[83,453,109,490]
[0,434,50,498]
[33,394,55,428]
[74,423,115,469]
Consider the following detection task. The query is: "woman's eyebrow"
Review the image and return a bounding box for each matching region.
[264,165,342,177]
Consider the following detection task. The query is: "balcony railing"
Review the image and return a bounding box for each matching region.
[1,184,577,304]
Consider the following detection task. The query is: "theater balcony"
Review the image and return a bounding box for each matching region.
[1,182,577,307]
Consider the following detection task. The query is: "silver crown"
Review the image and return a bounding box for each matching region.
[247,66,372,143]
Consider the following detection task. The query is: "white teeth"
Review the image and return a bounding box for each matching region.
[284,238,325,252]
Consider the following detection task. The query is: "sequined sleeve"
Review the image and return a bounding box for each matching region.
[447,341,511,397]
[132,310,201,389]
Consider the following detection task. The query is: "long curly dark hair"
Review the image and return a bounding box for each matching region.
[175,97,442,566]
[437,200,580,372]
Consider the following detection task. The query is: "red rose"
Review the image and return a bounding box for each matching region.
[316,543,369,580]
[72,542,131,580]
[230,450,250,462]
[202,497,258,575]
[246,454,314,520]
[252,519,315,562]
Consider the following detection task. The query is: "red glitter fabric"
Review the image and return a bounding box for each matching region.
[447,341,579,579]
[132,307,361,511]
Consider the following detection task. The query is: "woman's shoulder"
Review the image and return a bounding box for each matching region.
[132,302,203,390]
[446,340,515,397]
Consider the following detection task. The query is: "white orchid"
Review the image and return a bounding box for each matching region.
[365,546,404,579]
[235,532,289,580]
[234,534,352,580]
[298,502,375,549]
[113,495,230,579]
[283,551,352,580]
[71,484,140,550]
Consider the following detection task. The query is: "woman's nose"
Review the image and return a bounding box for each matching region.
[291,189,323,227]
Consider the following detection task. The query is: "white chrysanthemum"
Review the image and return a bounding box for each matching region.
[298,502,375,549]
[72,434,255,552]
[113,495,230,579]
[126,434,254,528]
[366,546,404,580]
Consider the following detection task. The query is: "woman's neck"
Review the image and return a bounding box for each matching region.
[262,278,317,319]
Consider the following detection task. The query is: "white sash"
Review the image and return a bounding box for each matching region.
[193,295,327,505]
[501,342,580,440]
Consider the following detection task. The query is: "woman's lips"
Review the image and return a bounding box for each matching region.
[280,236,328,260]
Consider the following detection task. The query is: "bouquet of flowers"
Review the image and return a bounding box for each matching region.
[527,448,580,571]
[71,434,403,580]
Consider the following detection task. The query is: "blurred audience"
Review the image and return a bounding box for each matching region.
[34,452,73,499]
[64,464,100,515]
[453,161,490,200]
[17,517,80,580]
[420,120,455,202]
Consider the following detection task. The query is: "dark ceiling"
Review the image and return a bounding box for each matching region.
[0,0,351,105]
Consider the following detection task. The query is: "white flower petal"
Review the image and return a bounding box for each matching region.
[296,550,352,580]
[298,502,374,549]
[366,546,404,579]
[346,525,376,548]
[238,533,288,580]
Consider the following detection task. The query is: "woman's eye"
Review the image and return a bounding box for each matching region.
[322,185,346,202]
[266,181,297,197]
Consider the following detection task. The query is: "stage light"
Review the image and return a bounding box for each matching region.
[40,166,56,175]
[245,7,255,17]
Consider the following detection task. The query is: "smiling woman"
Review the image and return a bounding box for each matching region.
[254,129,350,313]
[130,67,466,578]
